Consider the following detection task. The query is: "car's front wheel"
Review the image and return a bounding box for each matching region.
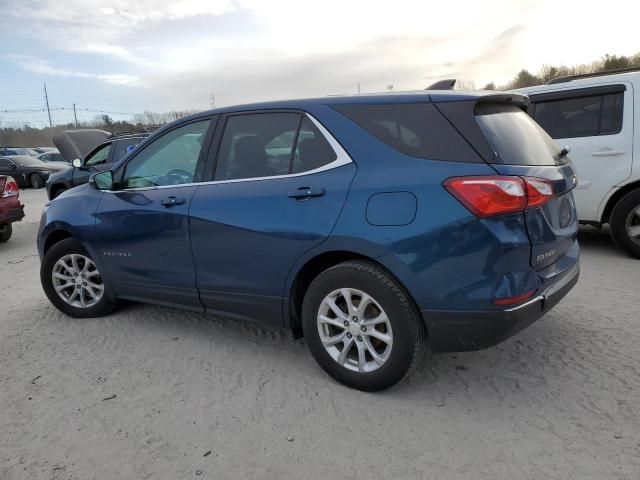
[610,189,640,259]
[41,238,118,317]
[302,261,426,391]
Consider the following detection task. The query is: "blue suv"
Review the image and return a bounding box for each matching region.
[38,91,579,391]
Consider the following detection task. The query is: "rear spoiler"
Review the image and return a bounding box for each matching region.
[430,93,530,164]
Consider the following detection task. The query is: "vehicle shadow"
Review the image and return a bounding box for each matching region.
[577,224,627,259]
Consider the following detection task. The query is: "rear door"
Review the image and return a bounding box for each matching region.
[473,103,578,270]
[189,111,355,326]
[529,83,633,222]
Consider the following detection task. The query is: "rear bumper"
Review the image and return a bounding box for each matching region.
[423,261,579,352]
[0,200,25,225]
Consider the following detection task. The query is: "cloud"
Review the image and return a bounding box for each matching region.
[6,54,141,86]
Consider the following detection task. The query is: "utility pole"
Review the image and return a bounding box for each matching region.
[73,103,78,127]
[43,83,52,128]
[357,82,361,94]
[209,92,215,109]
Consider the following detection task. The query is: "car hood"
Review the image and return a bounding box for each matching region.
[53,129,110,162]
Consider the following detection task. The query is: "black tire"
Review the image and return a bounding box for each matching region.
[30,174,45,189]
[52,187,67,199]
[41,238,118,318]
[302,261,426,392]
[610,189,640,259]
[0,224,12,243]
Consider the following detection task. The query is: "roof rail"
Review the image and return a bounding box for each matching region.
[547,66,640,84]
[108,130,150,138]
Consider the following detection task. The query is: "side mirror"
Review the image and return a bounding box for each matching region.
[72,158,82,168]
[89,170,113,191]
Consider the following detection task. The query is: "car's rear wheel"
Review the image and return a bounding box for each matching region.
[302,261,425,391]
[41,238,117,317]
[30,174,44,189]
[0,224,12,243]
[610,189,640,259]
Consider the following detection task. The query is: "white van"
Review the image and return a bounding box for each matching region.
[517,68,640,258]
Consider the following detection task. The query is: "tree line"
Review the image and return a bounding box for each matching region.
[482,53,640,90]
[0,109,198,148]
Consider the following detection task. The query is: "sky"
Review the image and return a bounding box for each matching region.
[0,0,638,127]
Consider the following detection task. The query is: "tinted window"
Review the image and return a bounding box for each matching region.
[333,102,480,162]
[215,113,301,180]
[475,104,561,166]
[84,143,112,167]
[123,120,209,189]
[112,138,142,162]
[291,117,336,174]
[532,92,623,139]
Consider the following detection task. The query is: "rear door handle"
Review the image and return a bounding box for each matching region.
[592,149,625,157]
[288,187,326,200]
[160,196,186,207]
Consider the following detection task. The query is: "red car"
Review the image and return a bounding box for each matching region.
[0,176,24,242]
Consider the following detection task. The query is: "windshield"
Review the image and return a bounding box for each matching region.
[475,104,564,166]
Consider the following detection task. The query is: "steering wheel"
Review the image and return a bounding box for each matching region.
[163,168,193,185]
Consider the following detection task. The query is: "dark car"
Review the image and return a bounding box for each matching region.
[0,175,25,242]
[0,155,69,188]
[46,132,148,199]
[38,91,579,391]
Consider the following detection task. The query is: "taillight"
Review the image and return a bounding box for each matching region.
[524,177,554,207]
[444,176,554,218]
[1,176,19,198]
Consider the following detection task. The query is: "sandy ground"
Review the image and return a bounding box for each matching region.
[1,188,639,480]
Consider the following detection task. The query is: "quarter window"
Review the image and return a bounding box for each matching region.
[122,120,210,189]
[532,92,624,139]
[333,102,479,162]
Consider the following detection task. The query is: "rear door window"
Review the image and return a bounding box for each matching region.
[332,102,480,162]
[112,138,142,163]
[532,92,623,139]
[475,104,561,166]
[291,116,336,174]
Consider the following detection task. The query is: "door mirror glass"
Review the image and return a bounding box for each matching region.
[90,170,113,190]
[72,158,82,168]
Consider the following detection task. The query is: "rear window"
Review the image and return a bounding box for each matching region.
[475,104,562,166]
[332,103,481,162]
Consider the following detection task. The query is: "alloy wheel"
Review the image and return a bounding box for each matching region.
[51,254,104,308]
[317,288,393,373]
[625,204,640,246]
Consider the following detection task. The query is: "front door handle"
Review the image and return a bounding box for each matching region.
[592,149,626,157]
[288,187,326,200]
[160,196,186,208]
